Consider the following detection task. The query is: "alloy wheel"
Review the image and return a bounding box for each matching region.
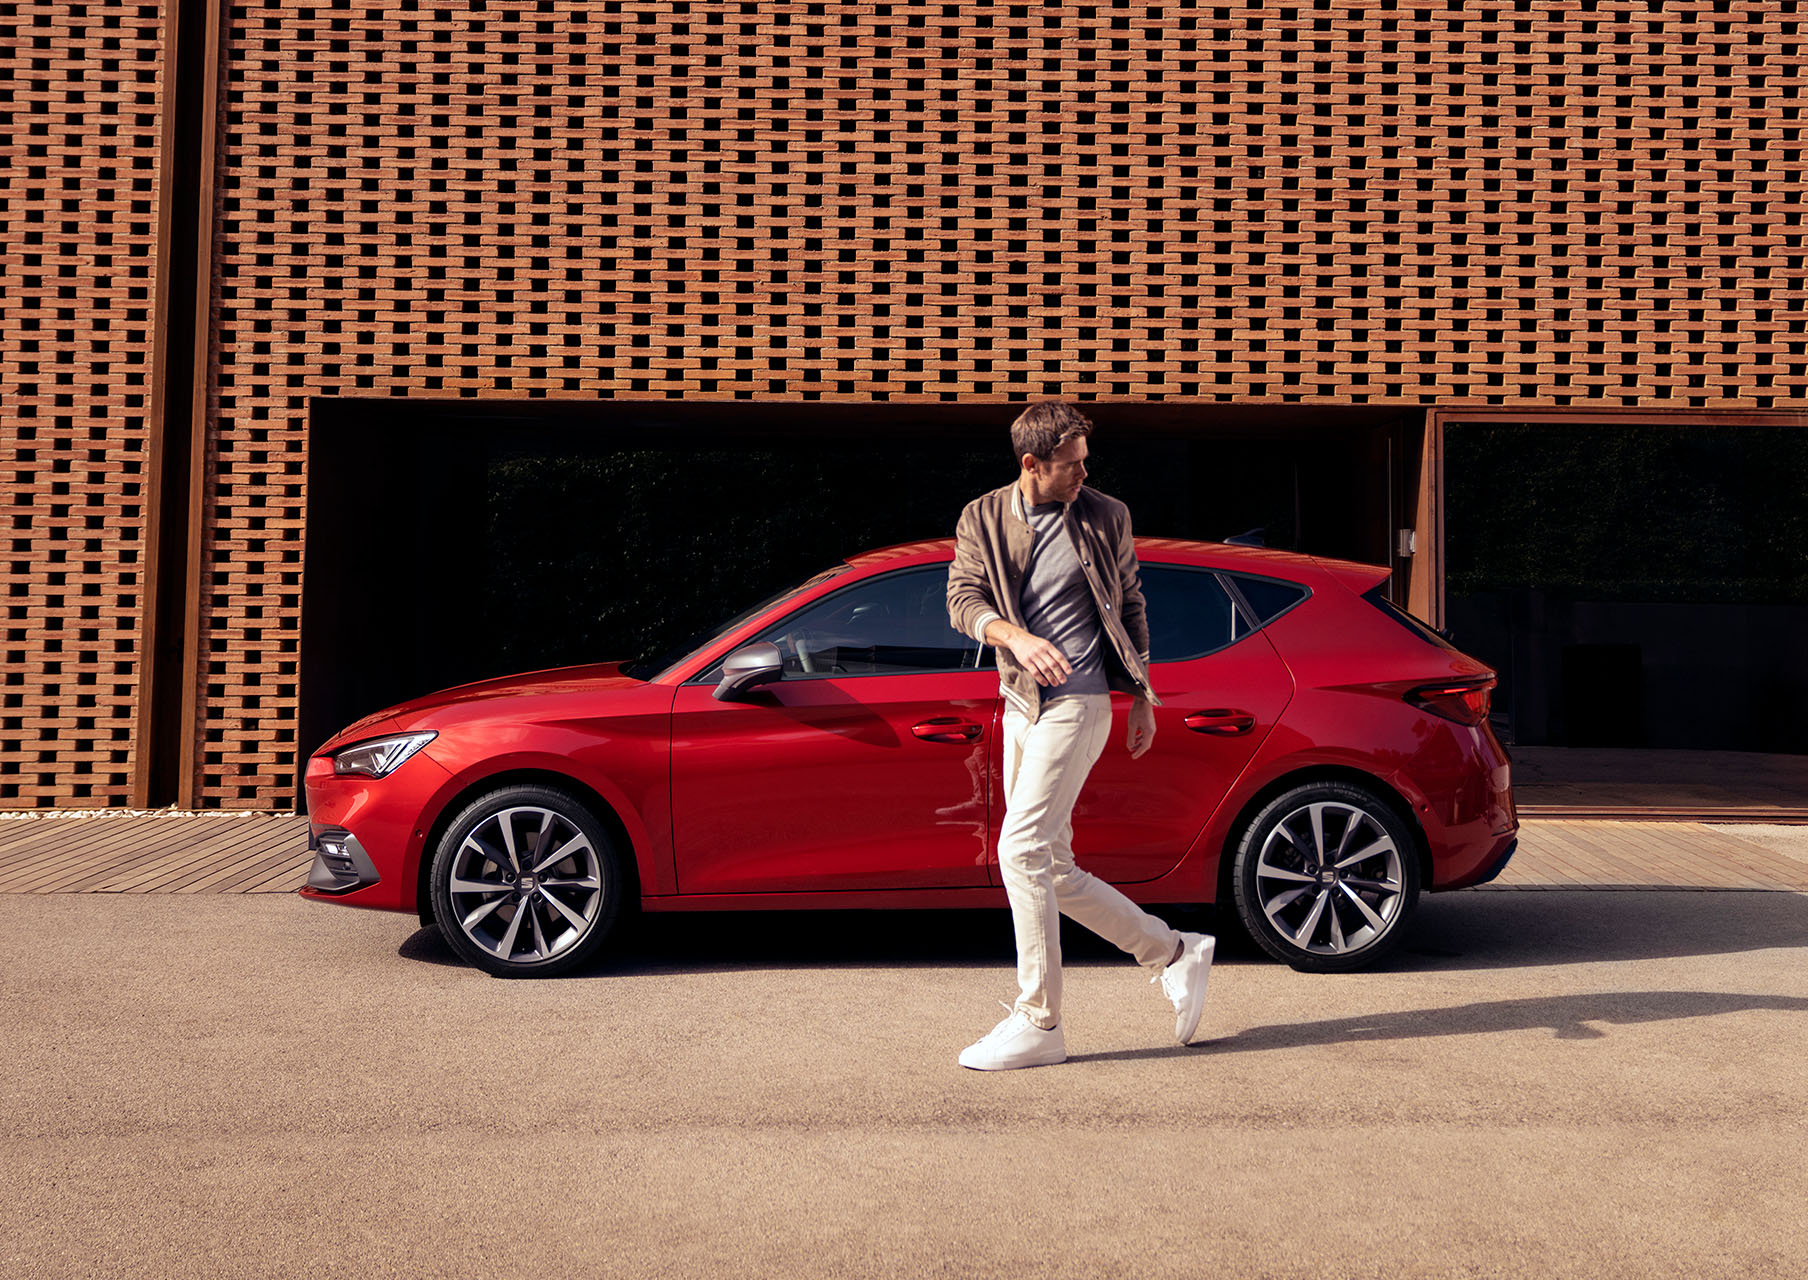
[1253,800,1406,957]
[446,805,606,965]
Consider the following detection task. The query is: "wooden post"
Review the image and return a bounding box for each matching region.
[131,0,223,808]
[1407,411,1444,627]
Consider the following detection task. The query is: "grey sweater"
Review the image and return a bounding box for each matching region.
[947,479,1158,724]
[1020,499,1110,701]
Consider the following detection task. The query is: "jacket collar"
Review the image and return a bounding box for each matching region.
[1010,479,1088,530]
[1001,481,1036,561]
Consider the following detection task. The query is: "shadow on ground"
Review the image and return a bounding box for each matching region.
[398,888,1808,978]
[1060,989,1808,1063]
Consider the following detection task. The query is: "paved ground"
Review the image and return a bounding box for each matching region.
[3,888,1806,1280]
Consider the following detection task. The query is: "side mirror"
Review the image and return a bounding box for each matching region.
[713,642,784,702]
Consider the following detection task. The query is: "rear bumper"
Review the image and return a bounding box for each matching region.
[1396,722,1518,890]
[1461,836,1519,888]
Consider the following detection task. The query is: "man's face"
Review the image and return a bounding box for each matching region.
[1025,435,1089,505]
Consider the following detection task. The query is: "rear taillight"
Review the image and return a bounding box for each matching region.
[1405,678,1495,726]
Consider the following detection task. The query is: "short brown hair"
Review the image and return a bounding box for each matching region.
[1010,400,1094,463]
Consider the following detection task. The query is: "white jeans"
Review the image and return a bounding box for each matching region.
[999,693,1182,1030]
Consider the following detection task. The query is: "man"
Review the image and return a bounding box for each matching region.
[946,400,1215,1070]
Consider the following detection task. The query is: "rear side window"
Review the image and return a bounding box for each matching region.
[1225,573,1310,627]
[1139,567,1242,662]
[1362,586,1460,653]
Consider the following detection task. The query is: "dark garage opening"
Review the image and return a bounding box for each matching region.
[298,399,1422,799]
[1444,418,1808,754]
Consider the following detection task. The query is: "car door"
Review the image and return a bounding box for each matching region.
[670,564,996,894]
[989,563,1297,885]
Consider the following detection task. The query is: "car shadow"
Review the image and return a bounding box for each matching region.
[395,888,1808,977]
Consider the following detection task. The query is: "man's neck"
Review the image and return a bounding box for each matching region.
[1018,474,1062,510]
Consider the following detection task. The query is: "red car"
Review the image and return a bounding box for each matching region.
[302,539,1517,977]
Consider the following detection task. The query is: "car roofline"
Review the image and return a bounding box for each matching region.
[843,535,1378,583]
[657,537,1387,686]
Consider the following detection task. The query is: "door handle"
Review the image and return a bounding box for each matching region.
[1183,709,1256,736]
[912,718,984,743]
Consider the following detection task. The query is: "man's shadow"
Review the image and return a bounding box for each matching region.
[1067,990,1808,1062]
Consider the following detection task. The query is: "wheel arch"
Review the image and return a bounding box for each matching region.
[1213,764,1433,907]
[415,768,642,928]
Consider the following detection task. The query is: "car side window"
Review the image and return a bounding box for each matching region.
[1223,573,1310,633]
[750,565,982,679]
[1139,566,1243,663]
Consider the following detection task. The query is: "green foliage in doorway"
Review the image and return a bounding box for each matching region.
[480,446,1004,674]
[1446,423,1808,604]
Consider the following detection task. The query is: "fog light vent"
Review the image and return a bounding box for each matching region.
[305,827,380,893]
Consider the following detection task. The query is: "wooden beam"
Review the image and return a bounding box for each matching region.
[132,0,223,808]
[1407,411,1442,626]
[175,0,227,810]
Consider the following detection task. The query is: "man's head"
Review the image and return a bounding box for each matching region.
[1011,401,1093,506]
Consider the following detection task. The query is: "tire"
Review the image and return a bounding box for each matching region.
[429,784,625,978]
[1230,781,1422,973]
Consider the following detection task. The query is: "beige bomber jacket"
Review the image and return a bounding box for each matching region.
[946,480,1161,724]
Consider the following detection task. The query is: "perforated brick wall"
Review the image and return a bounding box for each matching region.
[0,0,164,808]
[195,0,1803,808]
[6,1,1804,809]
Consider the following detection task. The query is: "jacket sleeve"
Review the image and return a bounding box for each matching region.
[947,499,1001,643]
[1115,504,1150,661]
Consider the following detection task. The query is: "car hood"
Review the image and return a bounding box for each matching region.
[388,662,644,716]
[319,662,647,752]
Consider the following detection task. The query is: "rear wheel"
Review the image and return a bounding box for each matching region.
[1230,781,1421,973]
[429,785,624,978]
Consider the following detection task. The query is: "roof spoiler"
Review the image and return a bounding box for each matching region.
[1309,554,1392,595]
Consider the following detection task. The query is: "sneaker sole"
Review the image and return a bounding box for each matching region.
[959,1047,1068,1071]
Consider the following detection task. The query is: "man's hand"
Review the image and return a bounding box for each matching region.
[1005,631,1074,687]
[986,620,1074,687]
[1127,698,1156,759]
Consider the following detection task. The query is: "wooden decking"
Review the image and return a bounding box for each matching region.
[0,814,311,894]
[1477,820,1808,892]
[2,811,1807,895]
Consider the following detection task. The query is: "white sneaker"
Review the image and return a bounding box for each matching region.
[958,1007,1067,1070]
[1155,932,1215,1045]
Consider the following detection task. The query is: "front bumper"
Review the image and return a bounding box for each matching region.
[304,826,382,894]
[299,747,452,912]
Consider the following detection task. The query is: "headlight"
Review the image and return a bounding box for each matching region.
[331,731,437,778]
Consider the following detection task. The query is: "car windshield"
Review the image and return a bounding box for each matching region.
[622,564,853,681]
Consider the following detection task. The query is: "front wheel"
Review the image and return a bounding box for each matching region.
[429,785,625,978]
[1230,782,1421,973]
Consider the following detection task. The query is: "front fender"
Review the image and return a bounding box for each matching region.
[407,732,674,908]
